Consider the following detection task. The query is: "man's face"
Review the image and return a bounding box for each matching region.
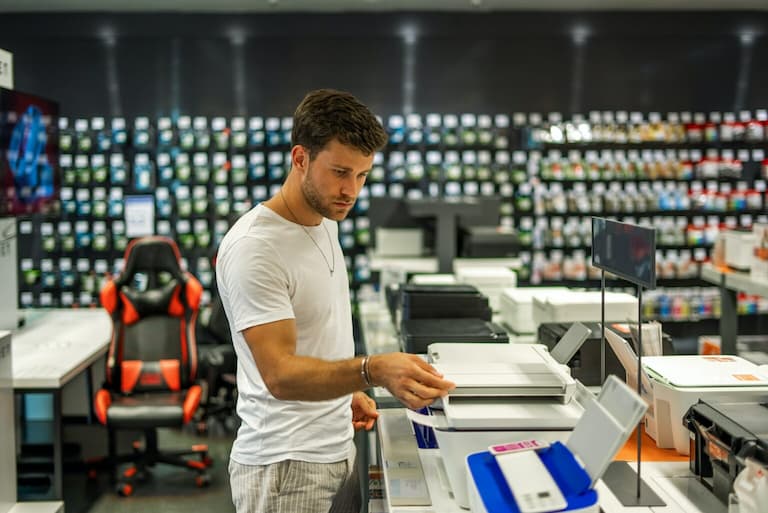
[300,139,374,221]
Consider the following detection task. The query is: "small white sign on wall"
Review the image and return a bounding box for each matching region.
[125,195,155,238]
[0,48,13,89]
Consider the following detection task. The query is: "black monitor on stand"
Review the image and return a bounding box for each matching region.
[591,217,664,507]
[369,196,503,273]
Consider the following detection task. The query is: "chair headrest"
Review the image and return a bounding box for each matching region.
[116,236,186,287]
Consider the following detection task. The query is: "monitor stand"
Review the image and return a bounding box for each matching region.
[406,197,484,273]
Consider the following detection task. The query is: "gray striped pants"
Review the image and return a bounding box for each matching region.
[229,451,360,513]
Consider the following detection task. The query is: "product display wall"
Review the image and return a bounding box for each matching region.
[12,109,768,326]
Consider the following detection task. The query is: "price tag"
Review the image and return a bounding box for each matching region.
[722,149,734,161]
[193,185,207,199]
[615,111,628,123]
[630,112,643,124]
[694,113,706,124]
[649,112,661,123]
[75,155,88,168]
[739,110,752,122]
[212,117,226,131]
[602,111,615,123]
[443,114,459,128]
[461,113,477,126]
[690,149,703,162]
[667,112,680,123]
[280,117,293,130]
[232,155,246,168]
[547,112,562,124]
[158,117,172,130]
[589,111,601,124]
[230,117,245,131]
[76,189,89,202]
[723,112,735,123]
[737,149,750,162]
[193,116,207,130]
[76,258,90,272]
[528,112,542,125]
[93,221,106,234]
[752,149,765,161]
[247,117,264,131]
[710,112,723,123]
[754,180,766,192]
[264,117,279,131]
[194,153,209,166]
[93,188,106,200]
[135,117,149,130]
[680,112,692,123]
[495,114,510,127]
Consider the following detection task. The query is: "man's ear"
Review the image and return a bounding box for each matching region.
[291,145,310,176]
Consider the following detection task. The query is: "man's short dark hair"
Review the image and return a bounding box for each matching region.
[292,89,388,160]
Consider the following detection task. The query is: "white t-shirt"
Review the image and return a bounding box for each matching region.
[216,203,354,465]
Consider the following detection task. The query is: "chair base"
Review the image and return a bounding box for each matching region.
[88,427,213,496]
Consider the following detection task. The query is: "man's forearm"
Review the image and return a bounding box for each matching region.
[264,354,368,401]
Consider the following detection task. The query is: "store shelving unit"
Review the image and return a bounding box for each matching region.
[700,263,768,354]
[14,110,768,326]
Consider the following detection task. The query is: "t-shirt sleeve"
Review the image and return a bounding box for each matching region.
[217,235,295,332]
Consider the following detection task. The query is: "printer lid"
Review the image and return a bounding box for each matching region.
[428,343,576,400]
[643,355,768,388]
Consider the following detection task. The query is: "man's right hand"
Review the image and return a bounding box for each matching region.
[368,352,456,409]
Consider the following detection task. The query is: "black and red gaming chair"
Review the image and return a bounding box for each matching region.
[94,236,212,496]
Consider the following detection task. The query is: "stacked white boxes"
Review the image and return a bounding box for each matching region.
[752,223,768,279]
[500,287,569,335]
[455,266,517,312]
[532,291,638,329]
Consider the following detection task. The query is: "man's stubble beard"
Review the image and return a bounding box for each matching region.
[301,165,354,221]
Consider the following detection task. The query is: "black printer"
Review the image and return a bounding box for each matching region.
[685,399,768,503]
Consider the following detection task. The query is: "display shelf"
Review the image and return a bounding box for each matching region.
[535,176,755,185]
[701,264,768,298]
[700,263,768,354]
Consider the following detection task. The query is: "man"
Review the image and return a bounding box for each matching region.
[217,89,455,513]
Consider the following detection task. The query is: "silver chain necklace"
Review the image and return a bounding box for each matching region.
[280,188,336,276]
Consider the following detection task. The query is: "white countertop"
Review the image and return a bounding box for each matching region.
[12,309,112,389]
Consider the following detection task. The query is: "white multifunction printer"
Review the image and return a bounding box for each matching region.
[408,343,590,509]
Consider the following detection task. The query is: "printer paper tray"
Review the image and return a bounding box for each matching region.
[448,386,566,398]
[441,397,584,430]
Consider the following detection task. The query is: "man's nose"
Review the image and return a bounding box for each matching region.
[340,174,357,197]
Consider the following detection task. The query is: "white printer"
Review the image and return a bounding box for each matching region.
[409,343,589,509]
[500,287,568,335]
[641,355,768,455]
[532,290,637,330]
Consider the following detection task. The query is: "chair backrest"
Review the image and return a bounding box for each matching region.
[100,236,202,395]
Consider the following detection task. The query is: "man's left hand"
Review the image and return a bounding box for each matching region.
[351,391,378,431]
